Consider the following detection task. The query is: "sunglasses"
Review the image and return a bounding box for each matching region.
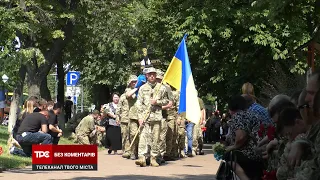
[298,104,310,109]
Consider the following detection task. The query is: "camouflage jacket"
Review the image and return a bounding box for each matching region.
[277,136,303,180]
[294,121,320,180]
[166,89,179,120]
[75,115,95,136]
[116,93,130,123]
[137,82,168,122]
[125,88,138,120]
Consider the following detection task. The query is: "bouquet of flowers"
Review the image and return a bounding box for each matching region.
[212,142,226,161]
[262,170,277,180]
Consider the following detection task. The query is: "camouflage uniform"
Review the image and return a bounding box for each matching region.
[117,92,131,155]
[293,122,320,180]
[192,97,205,154]
[164,89,179,158]
[277,136,304,180]
[75,115,97,145]
[95,118,104,146]
[159,83,173,158]
[129,96,139,159]
[118,75,138,157]
[135,68,168,167]
[175,113,186,158]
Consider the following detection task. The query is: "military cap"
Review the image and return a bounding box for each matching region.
[143,67,157,74]
[127,75,138,86]
[156,69,164,79]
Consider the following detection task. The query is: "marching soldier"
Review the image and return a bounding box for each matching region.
[154,69,178,162]
[167,90,180,159]
[75,110,102,145]
[127,73,146,160]
[192,95,206,155]
[135,67,168,167]
[117,75,138,159]
[176,112,187,158]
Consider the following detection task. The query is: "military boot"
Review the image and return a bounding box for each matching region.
[135,156,147,167]
[179,150,187,158]
[150,156,160,167]
[122,152,130,159]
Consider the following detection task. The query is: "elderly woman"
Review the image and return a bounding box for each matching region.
[104,93,121,155]
[225,95,263,180]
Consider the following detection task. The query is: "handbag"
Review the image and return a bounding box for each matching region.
[216,151,237,180]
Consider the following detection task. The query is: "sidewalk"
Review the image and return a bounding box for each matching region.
[0,145,219,180]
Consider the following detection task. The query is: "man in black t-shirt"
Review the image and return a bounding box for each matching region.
[64,96,73,123]
[16,110,52,156]
[48,103,63,145]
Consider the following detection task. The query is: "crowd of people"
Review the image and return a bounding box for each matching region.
[8,66,320,180]
[71,66,208,167]
[212,73,320,180]
[8,98,64,157]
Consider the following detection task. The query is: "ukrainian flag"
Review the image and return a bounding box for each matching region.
[163,35,201,124]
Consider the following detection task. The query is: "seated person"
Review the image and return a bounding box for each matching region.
[48,102,63,145]
[276,107,307,180]
[75,110,103,145]
[15,110,52,157]
[224,95,263,180]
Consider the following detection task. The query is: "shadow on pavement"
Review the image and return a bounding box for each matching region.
[48,174,216,180]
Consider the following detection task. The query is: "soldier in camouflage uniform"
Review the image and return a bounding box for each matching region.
[94,112,105,146]
[176,113,187,158]
[135,67,169,167]
[117,75,138,159]
[165,89,179,160]
[192,96,206,156]
[75,110,101,145]
[155,69,174,163]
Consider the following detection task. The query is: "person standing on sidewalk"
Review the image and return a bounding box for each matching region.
[64,96,73,123]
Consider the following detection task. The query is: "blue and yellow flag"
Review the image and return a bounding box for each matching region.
[162,35,201,124]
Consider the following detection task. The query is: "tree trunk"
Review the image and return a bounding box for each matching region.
[93,84,110,109]
[40,76,52,101]
[57,56,65,106]
[8,64,27,134]
[27,78,41,98]
[57,55,66,130]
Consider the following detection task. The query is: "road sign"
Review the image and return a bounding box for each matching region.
[66,71,80,86]
[65,86,81,97]
[73,96,77,105]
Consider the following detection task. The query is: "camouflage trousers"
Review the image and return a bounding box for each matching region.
[129,119,139,156]
[120,122,130,153]
[138,121,161,158]
[159,119,167,157]
[192,123,203,153]
[165,119,177,157]
[176,126,186,153]
[96,131,105,146]
[76,134,96,145]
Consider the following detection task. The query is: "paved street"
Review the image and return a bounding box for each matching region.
[0,144,220,180]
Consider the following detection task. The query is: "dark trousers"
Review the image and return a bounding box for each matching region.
[52,136,60,145]
[225,151,263,180]
[16,132,52,157]
[65,112,71,123]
